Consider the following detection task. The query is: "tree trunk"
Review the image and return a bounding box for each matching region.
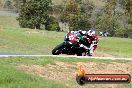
[36,24,40,29]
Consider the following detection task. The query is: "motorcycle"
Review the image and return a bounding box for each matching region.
[52,32,93,56]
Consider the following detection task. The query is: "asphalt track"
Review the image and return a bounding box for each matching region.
[0,53,132,61]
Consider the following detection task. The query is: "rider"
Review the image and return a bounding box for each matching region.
[77,29,98,56]
[85,30,98,56]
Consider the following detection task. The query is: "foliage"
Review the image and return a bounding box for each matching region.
[45,16,60,31]
[126,24,132,38]
[1,0,132,38]
[77,13,91,30]
[17,0,52,29]
[0,2,1,7]
[96,14,110,31]
[77,0,94,30]
[60,0,79,31]
[95,0,132,38]
[123,0,132,38]
[81,0,95,17]
[3,0,13,9]
[12,0,21,12]
[124,0,132,15]
[96,0,117,36]
[60,0,92,31]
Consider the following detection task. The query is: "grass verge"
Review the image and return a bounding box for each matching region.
[0,56,131,88]
[97,37,132,58]
[0,57,69,88]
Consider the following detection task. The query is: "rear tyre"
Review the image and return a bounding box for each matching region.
[52,43,64,55]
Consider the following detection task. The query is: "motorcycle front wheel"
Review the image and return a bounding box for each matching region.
[52,43,64,55]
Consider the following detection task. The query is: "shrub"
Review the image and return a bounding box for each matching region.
[17,0,52,29]
[46,16,60,31]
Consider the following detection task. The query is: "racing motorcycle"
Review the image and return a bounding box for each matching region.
[52,32,94,56]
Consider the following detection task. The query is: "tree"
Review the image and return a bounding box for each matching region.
[126,24,132,38]
[124,0,132,25]
[60,0,91,31]
[125,0,132,38]
[81,0,95,17]
[124,0,132,15]
[17,0,52,29]
[60,0,79,31]
[0,2,2,9]
[119,0,132,38]
[4,0,13,9]
[45,16,60,31]
[95,0,119,36]
[9,0,20,12]
[80,0,95,29]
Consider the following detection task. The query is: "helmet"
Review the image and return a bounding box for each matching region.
[87,30,95,36]
[78,30,86,35]
[78,30,82,33]
[77,30,82,35]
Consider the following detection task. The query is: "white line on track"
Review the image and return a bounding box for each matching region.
[0,55,132,61]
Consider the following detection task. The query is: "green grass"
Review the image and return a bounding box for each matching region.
[0,56,131,88]
[0,64,67,88]
[0,16,132,58]
[0,27,132,57]
[0,16,65,54]
[0,16,19,28]
[0,27,65,54]
[97,37,132,58]
[1,56,129,65]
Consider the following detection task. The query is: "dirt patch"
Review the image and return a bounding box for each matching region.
[17,61,132,88]
[0,45,8,48]
[18,62,76,83]
[77,62,132,74]
[18,64,46,76]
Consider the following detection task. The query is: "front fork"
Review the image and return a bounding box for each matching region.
[79,44,94,56]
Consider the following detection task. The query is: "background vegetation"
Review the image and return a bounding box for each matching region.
[0,0,131,38]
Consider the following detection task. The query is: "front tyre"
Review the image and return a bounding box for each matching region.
[52,43,64,55]
[76,48,86,56]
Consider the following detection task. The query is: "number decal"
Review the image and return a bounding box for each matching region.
[69,35,75,40]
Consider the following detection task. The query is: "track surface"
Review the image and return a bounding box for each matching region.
[0,53,132,61]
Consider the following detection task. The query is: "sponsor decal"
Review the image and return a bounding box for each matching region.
[76,65,131,85]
